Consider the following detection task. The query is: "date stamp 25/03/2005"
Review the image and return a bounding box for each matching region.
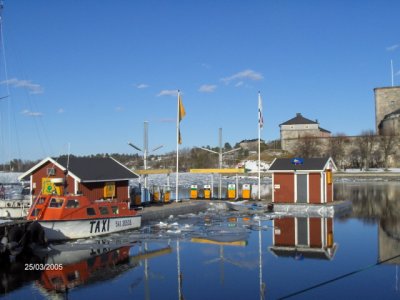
[25,264,63,271]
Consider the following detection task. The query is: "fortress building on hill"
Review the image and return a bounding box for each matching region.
[375,86,400,136]
[280,113,331,151]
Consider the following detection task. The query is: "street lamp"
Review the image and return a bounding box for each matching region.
[197,128,240,199]
[128,121,163,191]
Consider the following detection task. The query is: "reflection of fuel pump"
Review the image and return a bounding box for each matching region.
[203,185,211,199]
[242,184,251,199]
[190,185,198,199]
[227,183,236,199]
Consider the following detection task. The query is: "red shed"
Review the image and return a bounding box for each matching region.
[19,156,138,203]
[269,157,337,204]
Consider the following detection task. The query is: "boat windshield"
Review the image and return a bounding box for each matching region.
[66,199,79,208]
[99,206,109,215]
[49,197,64,208]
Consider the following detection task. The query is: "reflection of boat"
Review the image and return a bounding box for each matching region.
[269,217,337,260]
[37,243,135,295]
[38,241,173,296]
[225,200,273,214]
[27,194,141,241]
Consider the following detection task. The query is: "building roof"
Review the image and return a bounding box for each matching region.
[319,127,331,133]
[19,156,138,182]
[268,157,337,172]
[279,113,318,126]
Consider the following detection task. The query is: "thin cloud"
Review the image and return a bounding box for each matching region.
[198,84,217,93]
[115,106,123,112]
[395,70,400,76]
[57,108,65,114]
[136,83,149,89]
[235,81,244,87]
[1,78,43,94]
[221,69,263,84]
[157,90,179,97]
[21,109,43,117]
[386,44,399,51]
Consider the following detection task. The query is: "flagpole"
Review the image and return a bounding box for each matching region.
[176,90,180,202]
[258,91,261,201]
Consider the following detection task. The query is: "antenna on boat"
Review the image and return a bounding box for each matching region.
[63,143,71,195]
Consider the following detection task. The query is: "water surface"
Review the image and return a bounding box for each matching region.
[2,181,400,299]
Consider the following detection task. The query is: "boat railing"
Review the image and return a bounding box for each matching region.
[94,198,116,203]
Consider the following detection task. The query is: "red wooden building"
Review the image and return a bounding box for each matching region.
[269,157,337,204]
[269,217,336,260]
[19,156,138,203]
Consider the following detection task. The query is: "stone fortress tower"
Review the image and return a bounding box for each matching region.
[374,86,400,135]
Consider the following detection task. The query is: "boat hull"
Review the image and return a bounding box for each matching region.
[39,215,141,241]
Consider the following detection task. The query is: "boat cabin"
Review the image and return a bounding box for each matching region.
[28,194,134,222]
[268,157,337,204]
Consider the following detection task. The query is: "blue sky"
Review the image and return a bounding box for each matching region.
[0,0,399,162]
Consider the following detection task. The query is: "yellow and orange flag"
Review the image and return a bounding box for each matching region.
[178,94,186,144]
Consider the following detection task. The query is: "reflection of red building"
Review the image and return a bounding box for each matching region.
[269,157,336,204]
[269,217,336,260]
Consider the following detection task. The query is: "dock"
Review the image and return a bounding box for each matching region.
[139,200,209,224]
[272,200,352,217]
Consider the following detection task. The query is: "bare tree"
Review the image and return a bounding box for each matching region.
[378,129,397,170]
[355,130,376,171]
[326,133,348,170]
[348,148,362,169]
[293,135,321,158]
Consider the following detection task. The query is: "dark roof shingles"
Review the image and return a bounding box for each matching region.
[56,156,137,181]
[269,157,330,171]
[280,113,318,126]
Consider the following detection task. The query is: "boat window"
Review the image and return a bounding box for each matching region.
[31,208,41,217]
[111,206,119,214]
[66,199,79,208]
[99,206,109,215]
[49,198,64,208]
[87,207,96,216]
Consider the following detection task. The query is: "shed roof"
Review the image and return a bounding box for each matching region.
[268,157,336,172]
[279,113,318,126]
[19,156,138,182]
